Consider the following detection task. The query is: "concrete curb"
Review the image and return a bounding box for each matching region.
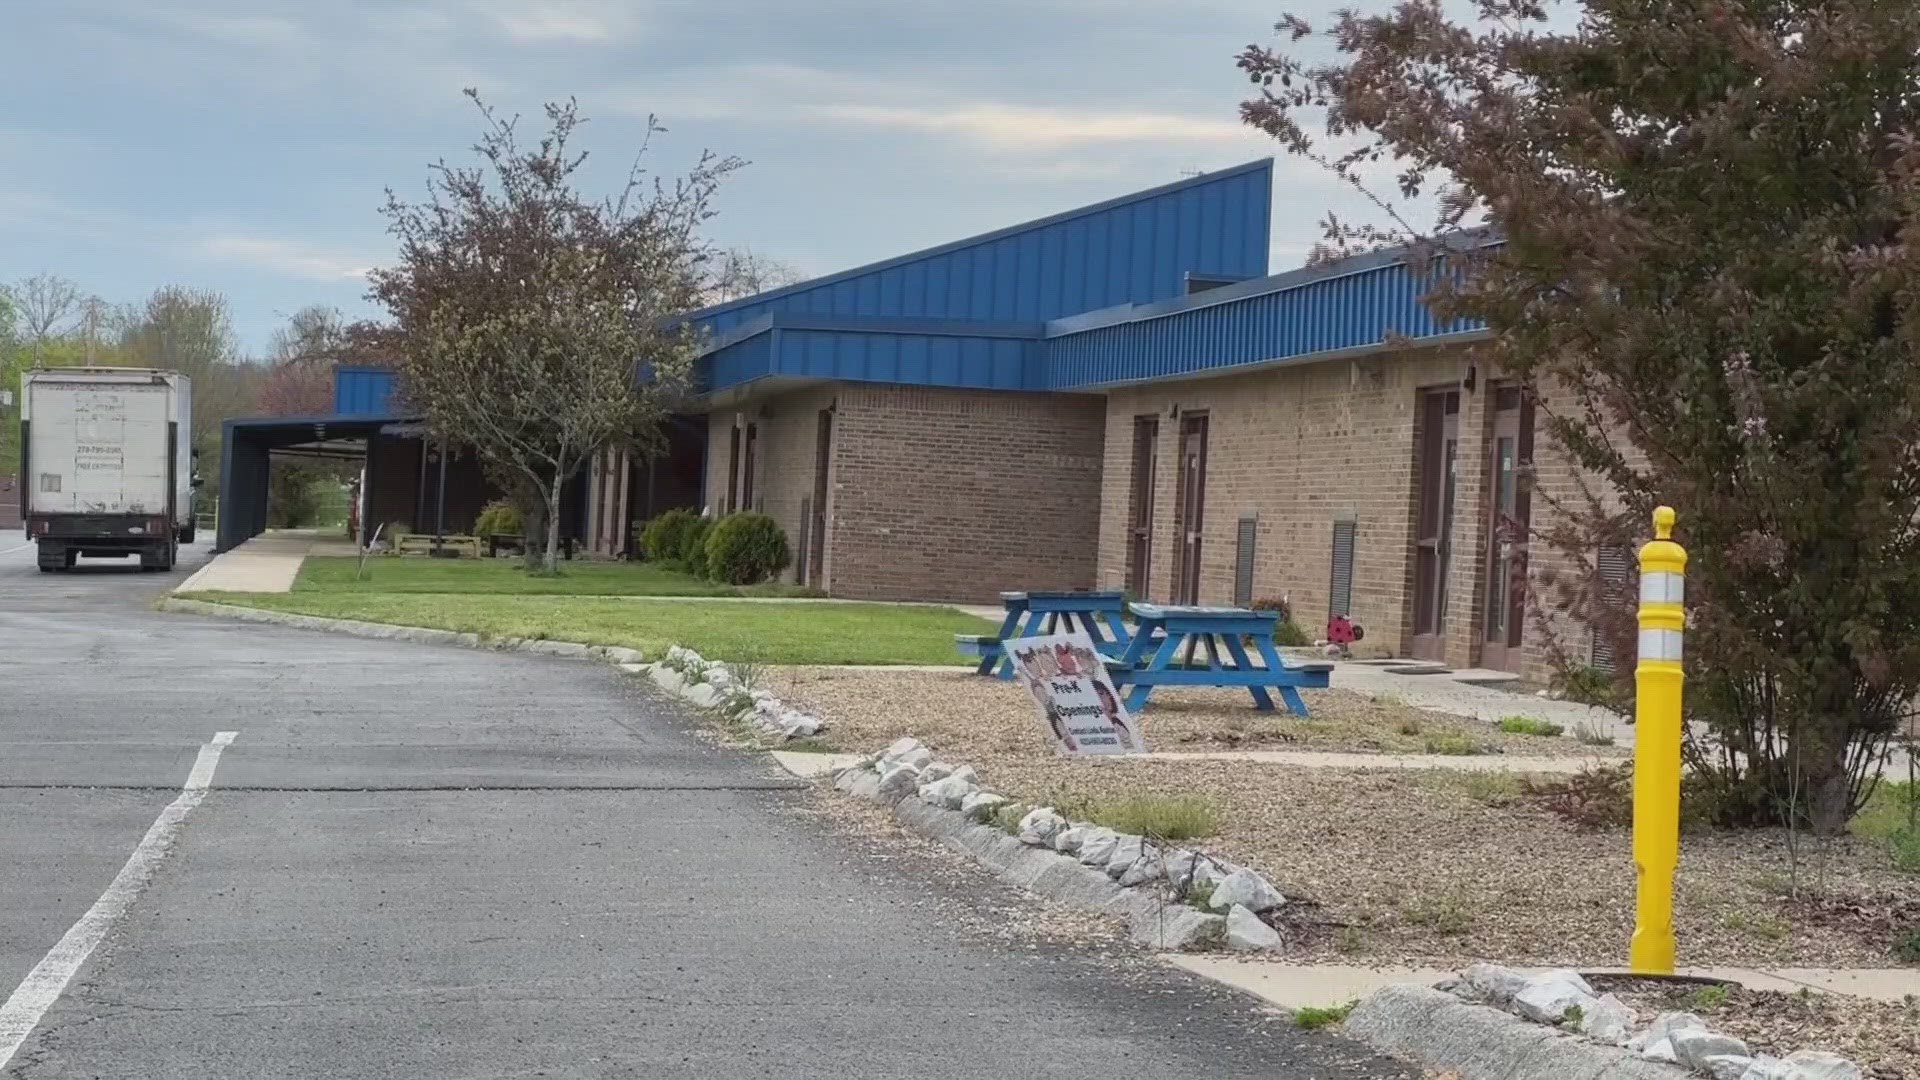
[157,599,646,666]
[1344,985,1689,1080]
[836,769,1221,950]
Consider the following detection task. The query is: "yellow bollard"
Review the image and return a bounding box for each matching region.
[1630,505,1687,973]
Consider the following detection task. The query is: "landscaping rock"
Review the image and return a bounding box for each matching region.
[1104,836,1149,877]
[1050,826,1088,855]
[1672,1029,1750,1071]
[918,762,955,783]
[1511,969,1598,1026]
[1224,904,1282,951]
[1017,807,1068,847]
[959,791,1007,817]
[1458,963,1530,1006]
[1129,907,1226,950]
[896,747,933,771]
[1629,1012,1705,1056]
[918,772,977,810]
[778,711,822,738]
[1703,1056,1757,1080]
[1737,1057,1784,1079]
[874,763,921,802]
[1577,993,1635,1046]
[705,668,735,689]
[683,682,725,709]
[1776,1051,1863,1080]
[1190,857,1237,889]
[1207,868,1285,912]
[1117,852,1166,887]
[1076,828,1120,867]
[1159,849,1200,890]
[880,737,922,762]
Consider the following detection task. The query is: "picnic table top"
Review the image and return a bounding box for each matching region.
[998,589,1127,604]
[1128,603,1277,621]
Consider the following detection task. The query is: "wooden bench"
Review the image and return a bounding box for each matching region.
[393,532,482,559]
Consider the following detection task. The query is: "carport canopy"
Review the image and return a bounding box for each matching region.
[216,413,415,553]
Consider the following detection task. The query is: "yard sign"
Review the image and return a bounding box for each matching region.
[1002,631,1145,755]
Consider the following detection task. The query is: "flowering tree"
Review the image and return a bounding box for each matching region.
[1240,0,1920,832]
[370,92,739,570]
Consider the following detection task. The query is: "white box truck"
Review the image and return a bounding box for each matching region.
[19,368,196,572]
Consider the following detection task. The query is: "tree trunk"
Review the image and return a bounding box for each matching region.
[544,481,564,573]
[520,495,546,572]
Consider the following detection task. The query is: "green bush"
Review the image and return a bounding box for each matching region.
[702,512,791,585]
[473,499,521,538]
[639,509,699,563]
[681,516,715,575]
[1497,714,1566,737]
[1253,595,1311,647]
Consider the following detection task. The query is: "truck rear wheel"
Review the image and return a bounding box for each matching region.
[36,542,69,572]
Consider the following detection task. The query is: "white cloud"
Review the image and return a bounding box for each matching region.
[482,0,643,44]
[197,235,375,283]
[817,102,1251,148]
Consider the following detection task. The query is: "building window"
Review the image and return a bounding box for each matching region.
[742,423,758,511]
[726,425,741,512]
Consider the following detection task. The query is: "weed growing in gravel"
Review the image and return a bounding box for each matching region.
[1400,894,1473,936]
[1895,928,1920,963]
[1572,721,1616,746]
[1375,691,1407,708]
[1460,772,1522,806]
[1686,984,1732,1011]
[1423,733,1488,756]
[1334,926,1369,955]
[1521,763,1634,830]
[1396,716,1424,736]
[990,803,1032,835]
[1046,791,1219,840]
[1722,911,1791,941]
[1497,715,1566,737]
[1561,1003,1584,1027]
[1183,880,1216,909]
[1293,1001,1356,1030]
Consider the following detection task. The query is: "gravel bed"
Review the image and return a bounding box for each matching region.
[767,666,1627,760]
[1606,978,1920,1078]
[768,667,1916,970]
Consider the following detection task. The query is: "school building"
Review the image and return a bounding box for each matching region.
[672,159,1599,679]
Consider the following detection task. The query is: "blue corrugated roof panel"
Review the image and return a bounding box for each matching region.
[1038,247,1487,390]
[334,367,397,416]
[689,160,1273,338]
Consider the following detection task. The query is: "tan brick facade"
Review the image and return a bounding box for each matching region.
[693,348,1603,677]
[707,382,1106,602]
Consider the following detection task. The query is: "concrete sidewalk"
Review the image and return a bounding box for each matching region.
[174,532,358,593]
[1168,955,1920,1009]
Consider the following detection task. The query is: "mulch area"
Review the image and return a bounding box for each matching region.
[769,666,1919,973]
[1606,978,1920,1078]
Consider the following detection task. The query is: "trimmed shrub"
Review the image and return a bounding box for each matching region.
[681,516,715,575]
[702,512,791,585]
[1254,594,1311,647]
[473,499,521,538]
[639,509,699,563]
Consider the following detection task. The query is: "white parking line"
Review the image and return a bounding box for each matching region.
[0,543,32,557]
[0,731,239,1067]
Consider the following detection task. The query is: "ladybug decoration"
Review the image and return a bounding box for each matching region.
[1325,615,1366,658]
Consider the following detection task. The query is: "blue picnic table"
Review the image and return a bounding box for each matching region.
[1108,603,1333,715]
[956,590,1130,679]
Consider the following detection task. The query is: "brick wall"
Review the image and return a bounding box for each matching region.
[706,383,1106,602]
[1095,345,1514,668]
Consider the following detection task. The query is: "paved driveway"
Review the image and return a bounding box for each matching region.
[0,538,1413,1078]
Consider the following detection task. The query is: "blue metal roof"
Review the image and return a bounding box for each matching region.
[687,159,1273,336]
[334,366,398,416]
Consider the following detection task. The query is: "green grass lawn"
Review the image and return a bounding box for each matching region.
[180,591,991,666]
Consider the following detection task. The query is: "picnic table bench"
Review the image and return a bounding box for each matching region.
[1107,603,1333,715]
[956,590,1130,679]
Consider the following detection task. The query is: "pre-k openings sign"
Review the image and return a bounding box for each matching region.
[1003,631,1146,755]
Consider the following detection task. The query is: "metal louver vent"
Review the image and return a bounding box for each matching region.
[1591,545,1633,673]
[1234,517,1257,607]
[1329,519,1356,618]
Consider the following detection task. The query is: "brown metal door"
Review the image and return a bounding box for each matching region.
[806,408,832,587]
[1481,385,1534,671]
[1172,413,1208,605]
[1126,415,1158,598]
[1410,390,1460,661]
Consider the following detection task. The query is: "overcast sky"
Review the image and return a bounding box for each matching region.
[0,0,1407,353]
